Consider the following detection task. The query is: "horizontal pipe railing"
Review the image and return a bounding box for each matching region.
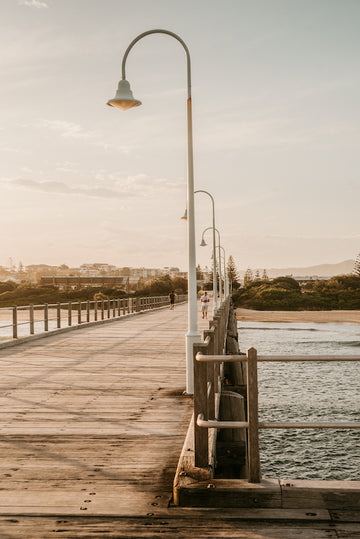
[197,415,360,430]
[0,294,187,341]
[196,353,360,363]
[195,347,360,482]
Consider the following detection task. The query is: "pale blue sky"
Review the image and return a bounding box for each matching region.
[1,0,359,271]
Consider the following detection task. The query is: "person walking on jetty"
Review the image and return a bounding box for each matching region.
[169,290,176,310]
[201,291,210,319]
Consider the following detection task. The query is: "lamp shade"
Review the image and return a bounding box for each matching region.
[181,208,187,220]
[107,80,142,110]
[200,238,207,247]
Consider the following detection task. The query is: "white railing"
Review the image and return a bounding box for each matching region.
[195,349,360,482]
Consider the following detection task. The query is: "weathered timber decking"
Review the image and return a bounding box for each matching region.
[0,301,358,537]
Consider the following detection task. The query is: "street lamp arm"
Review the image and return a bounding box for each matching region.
[121,29,191,98]
[194,190,214,205]
[202,226,220,243]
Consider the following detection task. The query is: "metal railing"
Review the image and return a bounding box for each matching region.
[0,294,187,341]
[195,348,360,482]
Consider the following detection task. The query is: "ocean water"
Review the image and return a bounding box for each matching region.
[237,321,360,480]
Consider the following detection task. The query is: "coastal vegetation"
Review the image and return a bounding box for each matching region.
[232,275,360,310]
[0,274,188,308]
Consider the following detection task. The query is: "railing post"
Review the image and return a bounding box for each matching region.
[44,303,49,332]
[194,343,209,468]
[78,302,81,324]
[57,302,61,328]
[247,347,261,483]
[211,319,221,393]
[117,299,121,316]
[68,302,72,326]
[122,299,126,315]
[94,300,98,321]
[12,306,18,339]
[204,329,216,420]
[29,304,34,335]
[86,300,90,323]
[101,300,105,320]
[107,299,110,318]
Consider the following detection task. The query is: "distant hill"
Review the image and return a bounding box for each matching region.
[240,260,356,279]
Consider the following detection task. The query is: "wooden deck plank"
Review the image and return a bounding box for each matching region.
[0,302,211,530]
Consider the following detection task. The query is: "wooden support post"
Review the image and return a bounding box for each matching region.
[68,302,72,326]
[77,302,81,324]
[44,304,49,332]
[57,303,61,328]
[107,299,110,318]
[94,300,98,321]
[101,300,105,320]
[112,300,116,317]
[117,299,121,316]
[194,343,209,468]
[247,347,261,483]
[12,306,18,339]
[29,305,34,335]
[86,301,90,323]
[122,299,126,315]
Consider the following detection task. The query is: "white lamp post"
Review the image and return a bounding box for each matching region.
[219,245,229,298]
[195,190,218,314]
[201,226,223,305]
[107,29,201,394]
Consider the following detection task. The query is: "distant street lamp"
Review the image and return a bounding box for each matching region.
[107,29,201,394]
[195,190,218,314]
[201,226,223,304]
[219,245,229,298]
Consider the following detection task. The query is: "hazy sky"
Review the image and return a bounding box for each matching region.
[1,0,359,271]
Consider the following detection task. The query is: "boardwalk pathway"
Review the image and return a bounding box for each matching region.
[0,301,210,534]
[0,300,357,537]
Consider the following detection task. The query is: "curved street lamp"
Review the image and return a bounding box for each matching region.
[219,245,229,298]
[194,190,218,314]
[201,226,223,304]
[107,29,201,394]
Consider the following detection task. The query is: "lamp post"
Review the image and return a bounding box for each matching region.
[219,245,229,298]
[107,29,201,394]
[193,190,218,313]
[201,226,223,305]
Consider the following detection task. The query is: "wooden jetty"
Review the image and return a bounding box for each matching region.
[0,300,358,537]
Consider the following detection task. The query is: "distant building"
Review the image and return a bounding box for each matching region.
[40,275,128,290]
[288,275,331,284]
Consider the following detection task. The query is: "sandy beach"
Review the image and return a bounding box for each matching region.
[236,308,360,323]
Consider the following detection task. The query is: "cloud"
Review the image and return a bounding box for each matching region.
[38,120,94,139]
[7,174,185,200]
[9,178,131,199]
[37,119,131,153]
[18,0,48,8]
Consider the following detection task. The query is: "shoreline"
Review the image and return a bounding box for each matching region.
[236,308,360,323]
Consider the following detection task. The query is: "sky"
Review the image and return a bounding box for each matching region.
[1,0,359,272]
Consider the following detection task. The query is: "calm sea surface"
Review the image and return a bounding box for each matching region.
[238,321,360,480]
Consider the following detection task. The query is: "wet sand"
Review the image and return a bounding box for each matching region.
[236,308,360,323]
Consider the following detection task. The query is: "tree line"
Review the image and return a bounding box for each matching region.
[232,274,360,310]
